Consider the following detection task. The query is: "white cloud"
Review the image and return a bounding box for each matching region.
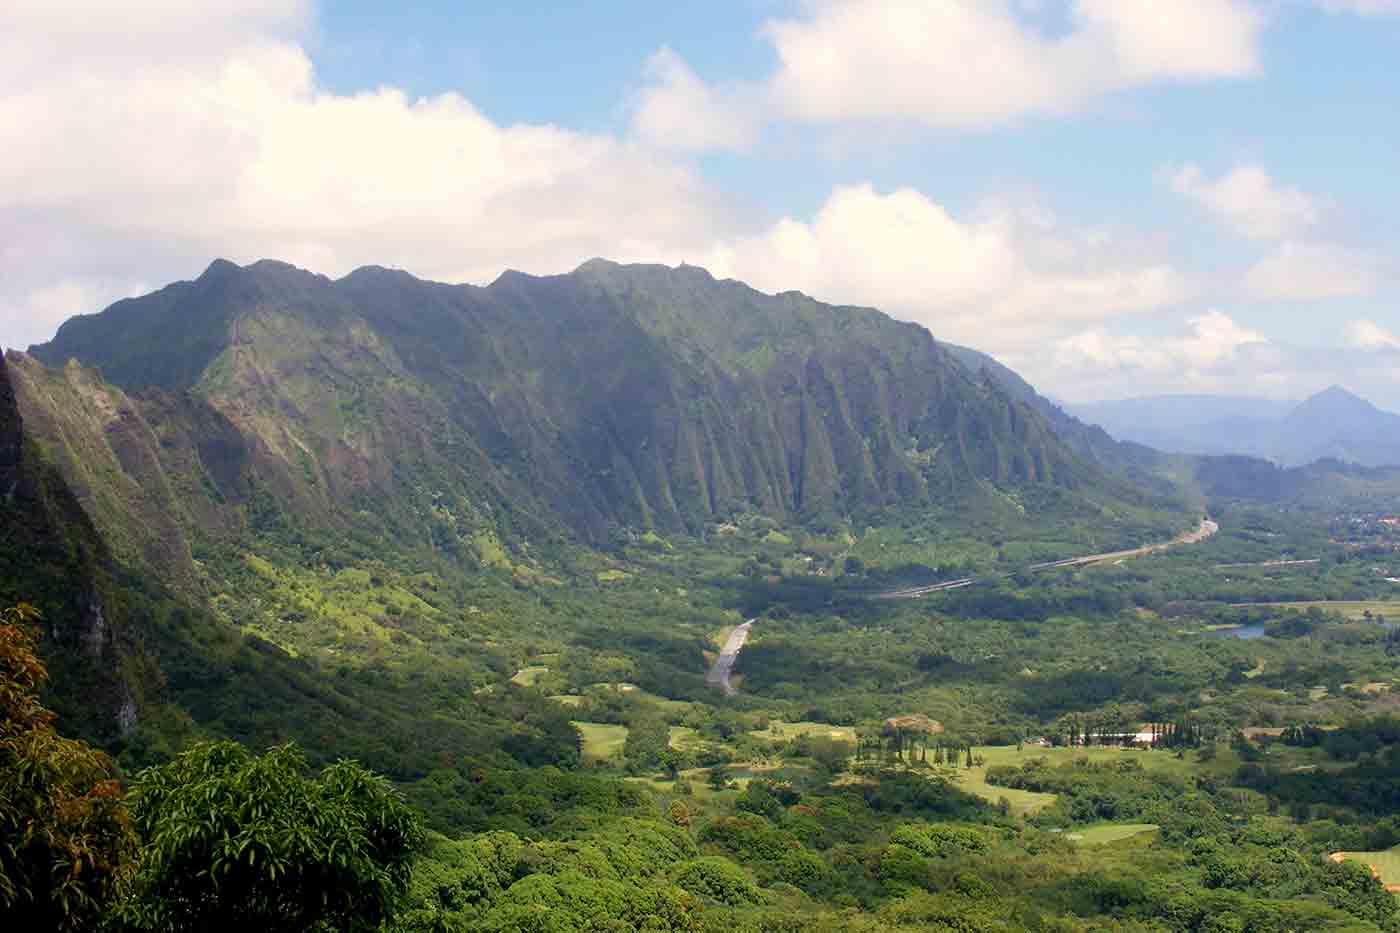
[1241,241,1384,301]
[631,47,760,152]
[1051,310,1266,378]
[8,1,1393,411]
[651,0,1260,137]
[0,5,747,349]
[1041,318,1400,406]
[1,0,1198,358]
[698,184,1191,349]
[1346,319,1400,349]
[1315,1,1400,15]
[1167,164,1323,240]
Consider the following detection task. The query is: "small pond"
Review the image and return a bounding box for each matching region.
[1202,623,1268,640]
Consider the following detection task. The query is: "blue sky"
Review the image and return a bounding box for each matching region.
[2,0,1399,404]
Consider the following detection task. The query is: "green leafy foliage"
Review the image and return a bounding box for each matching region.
[119,741,423,932]
[0,605,138,931]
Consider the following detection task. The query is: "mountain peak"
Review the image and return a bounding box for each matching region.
[340,264,418,285]
[572,258,716,283]
[1309,384,1364,403]
[573,257,620,274]
[1293,384,1376,418]
[199,258,242,280]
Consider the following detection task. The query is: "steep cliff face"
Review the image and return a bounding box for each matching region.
[30,258,1107,548]
[0,353,141,740]
[3,352,535,771]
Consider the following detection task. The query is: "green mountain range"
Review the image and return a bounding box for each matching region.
[28,258,1111,542]
[5,258,1191,760]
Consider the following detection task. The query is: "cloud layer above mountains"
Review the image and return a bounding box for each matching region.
[2,0,1396,406]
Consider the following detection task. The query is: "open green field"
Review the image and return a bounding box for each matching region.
[627,767,737,801]
[1064,823,1159,846]
[573,721,628,764]
[1337,847,1400,889]
[549,694,584,708]
[1232,600,1400,620]
[510,665,549,686]
[961,744,1202,817]
[749,720,857,744]
[959,748,1058,816]
[669,726,706,751]
[587,683,696,717]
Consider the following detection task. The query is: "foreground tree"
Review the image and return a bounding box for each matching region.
[120,740,423,933]
[0,604,139,930]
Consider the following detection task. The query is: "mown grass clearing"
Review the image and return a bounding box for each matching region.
[549,694,584,708]
[627,767,733,800]
[961,744,1203,817]
[1064,823,1159,846]
[749,720,857,744]
[1336,847,1400,891]
[669,726,706,751]
[1233,600,1399,620]
[573,721,628,764]
[586,683,695,716]
[976,744,1200,778]
[957,751,1058,817]
[510,665,549,686]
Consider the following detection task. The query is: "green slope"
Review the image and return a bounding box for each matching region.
[32,258,1136,543]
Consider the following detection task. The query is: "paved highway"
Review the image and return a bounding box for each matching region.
[707,519,1218,694]
[876,517,1218,600]
[705,620,754,695]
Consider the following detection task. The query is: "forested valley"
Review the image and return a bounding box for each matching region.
[8,262,1400,931]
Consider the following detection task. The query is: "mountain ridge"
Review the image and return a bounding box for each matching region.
[1070,386,1400,468]
[5,256,1199,765]
[30,258,1135,547]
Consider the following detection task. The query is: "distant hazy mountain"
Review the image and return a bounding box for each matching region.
[1071,387,1400,468]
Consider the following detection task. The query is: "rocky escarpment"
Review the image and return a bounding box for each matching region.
[0,353,141,739]
[29,258,1122,551]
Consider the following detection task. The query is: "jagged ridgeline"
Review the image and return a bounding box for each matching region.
[24,257,1144,550]
[5,258,1189,766]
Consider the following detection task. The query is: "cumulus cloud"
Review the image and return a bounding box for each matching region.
[7,0,1391,410]
[1240,241,1384,301]
[699,184,1191,350]
[0,3,746,348]
[1050,310,1266,380]
[638,0,1260,143]
[1035,314,1400,405]
[0,0,1196,358]
[1315,1,1400,14]
[1346,319,1400,349]
[631,47,761,152]
[1163,164,1388,303]
[1167,164,1323,240]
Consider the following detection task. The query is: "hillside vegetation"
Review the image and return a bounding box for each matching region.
[22,261,1400,930]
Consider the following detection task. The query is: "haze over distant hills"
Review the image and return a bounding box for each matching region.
[1070,387,1400,468]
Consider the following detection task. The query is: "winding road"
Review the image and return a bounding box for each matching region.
[705,620,754,696]
[875,517,1218,600]
[706,518,1217,694]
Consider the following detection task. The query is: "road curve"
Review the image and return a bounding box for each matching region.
[708,519,1219,692]
[876,517,1218,600]
[706,620,754,696]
